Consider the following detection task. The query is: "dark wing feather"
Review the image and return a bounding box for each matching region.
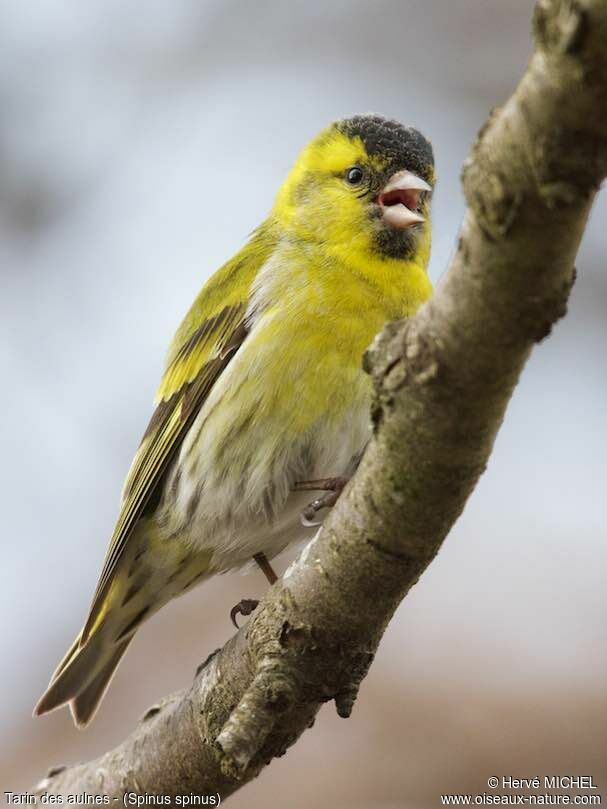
[81,307,248,643]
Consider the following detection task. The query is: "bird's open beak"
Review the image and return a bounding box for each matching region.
[377,170,431,230]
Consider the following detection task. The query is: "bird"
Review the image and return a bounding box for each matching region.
[35,113,435,727]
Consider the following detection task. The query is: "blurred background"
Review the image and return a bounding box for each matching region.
[1,1,606,806]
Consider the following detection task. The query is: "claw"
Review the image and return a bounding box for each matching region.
[301,502,323,527]
[230,598,259,629]
[295,476,350,526]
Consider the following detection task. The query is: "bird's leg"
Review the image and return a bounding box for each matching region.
[293,476,350,526]
[230,552,278,629]
[253,551,278,585]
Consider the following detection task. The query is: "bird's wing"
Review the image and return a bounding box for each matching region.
[81,228,274,643]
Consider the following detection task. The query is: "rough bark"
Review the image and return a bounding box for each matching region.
[34,0,607,803]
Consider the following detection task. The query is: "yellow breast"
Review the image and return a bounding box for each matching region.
[243,238,433,435]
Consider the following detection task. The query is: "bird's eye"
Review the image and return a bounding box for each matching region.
[346,166,364,185]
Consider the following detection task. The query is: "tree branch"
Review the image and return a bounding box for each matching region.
[35,0,607,802]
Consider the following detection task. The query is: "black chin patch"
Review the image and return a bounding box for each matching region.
[375,226,419,260]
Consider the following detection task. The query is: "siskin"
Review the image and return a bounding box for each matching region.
[35,114,435,726]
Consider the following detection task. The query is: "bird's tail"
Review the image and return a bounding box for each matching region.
[34,629,132,728]
[34,519,162,727]
[34,522,213,727]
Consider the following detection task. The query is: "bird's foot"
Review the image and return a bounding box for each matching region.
[293,476,350,526]
[229,553,279,628]
[230,598,259,629]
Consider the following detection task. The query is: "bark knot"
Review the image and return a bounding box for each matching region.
[533,0,587,55]
[518,266,577,342]
[462,161,523,239]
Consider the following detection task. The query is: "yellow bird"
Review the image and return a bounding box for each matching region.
[35,114,435,726]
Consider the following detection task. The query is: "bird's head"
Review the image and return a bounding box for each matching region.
[273,114,435,270]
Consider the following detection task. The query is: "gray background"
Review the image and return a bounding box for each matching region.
[1,1,606,805]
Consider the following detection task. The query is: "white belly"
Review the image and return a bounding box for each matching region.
[158,376,370,573]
